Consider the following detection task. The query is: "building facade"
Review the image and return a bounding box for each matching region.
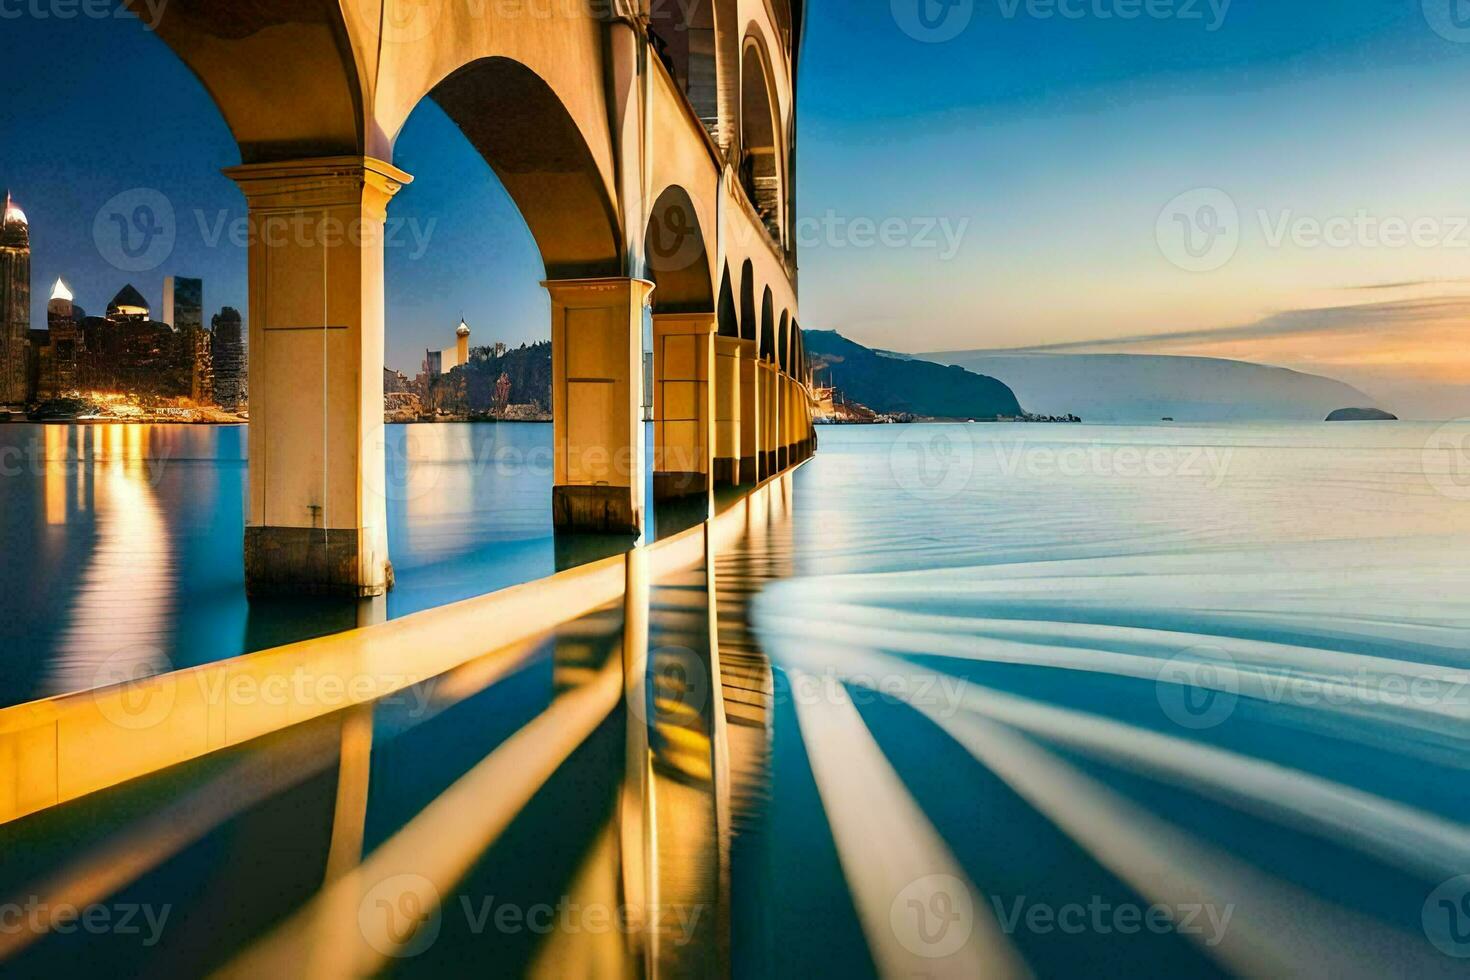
[211,306,245,410]
[0,195,31,405]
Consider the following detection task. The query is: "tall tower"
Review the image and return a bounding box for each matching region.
[46,278,81,395]
[456,319,470,368]
[211,306,245,410]
[0,194,31,405]
[165,276,211,403]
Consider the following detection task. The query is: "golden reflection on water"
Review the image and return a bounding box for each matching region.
[44,424,174,698]
[0,470,805,977]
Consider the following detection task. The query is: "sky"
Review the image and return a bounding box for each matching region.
[3,2,1470,415]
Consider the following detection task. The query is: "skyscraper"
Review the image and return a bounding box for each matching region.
[0,194,31,405]
[165,276,211,403]
[45,278,81,395]
[211,306,245,410]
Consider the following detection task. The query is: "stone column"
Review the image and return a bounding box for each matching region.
[713,336,742,486]
[224,156,410,598]
[737,339,760,482]
[546,277,653,535]
[770,364,782,478]
[652,313,716,500]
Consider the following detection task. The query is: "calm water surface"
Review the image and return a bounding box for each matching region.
[1,421,1467,977]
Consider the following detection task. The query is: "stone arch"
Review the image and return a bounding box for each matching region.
[644,185,714,314]
[420,57,622,280]
[777,310,790,373]
[760,287,775,361]
[647,0,720,139]
[740,33,785,243]
[137,0,364,164]
[718,264,739,337]
[740,259,758,342]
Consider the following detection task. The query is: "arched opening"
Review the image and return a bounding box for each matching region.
[778,311,790,373]
[740,260,758,342]
[426,58,621,281]
[718,265,739,337]
[643,186,714,314]
[644,187,715,507]
[740,40,784,243]
[760,288,776,362]
[647,0,719,140]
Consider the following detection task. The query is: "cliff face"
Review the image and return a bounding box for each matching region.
[805,330,1022,419]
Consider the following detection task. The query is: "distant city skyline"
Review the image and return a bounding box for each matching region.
[7,6,1470,415]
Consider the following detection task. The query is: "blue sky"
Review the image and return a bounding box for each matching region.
[4,2,1470,411]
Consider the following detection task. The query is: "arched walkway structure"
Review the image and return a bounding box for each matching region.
[134,0,816,596]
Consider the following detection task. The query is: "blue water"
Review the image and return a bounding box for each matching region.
[1,420,1467,976]
[734,421,1470,977]
[0,422,700,708]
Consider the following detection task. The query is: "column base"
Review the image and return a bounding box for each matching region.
[713,457,740,486]
[244,526,393,599]
[654,471,710,501]
[740,456,758,484]
[553,485,642,535]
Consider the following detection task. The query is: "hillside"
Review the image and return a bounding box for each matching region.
[918,351,1386,422]
[807,330,1022,420]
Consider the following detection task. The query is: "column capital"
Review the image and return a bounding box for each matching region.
[542,276,655,306]
[223,156,413,216]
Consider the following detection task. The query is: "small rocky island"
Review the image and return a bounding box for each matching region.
[1326,407,1397,421]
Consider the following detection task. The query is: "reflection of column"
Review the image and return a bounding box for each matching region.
[324,704,374,882]
[225,156,410,598]
[620,548,653,972]
[652,313,716,502]
[737,339,759,483]
[758,362,778,478]
[546,277,652,535]
[713,336,742,486]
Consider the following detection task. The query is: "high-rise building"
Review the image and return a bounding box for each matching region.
[165,276,211,403]
[106,284,150,323]
[45,278,82,395]
[211,306,246,410]
[0,194,31,405]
